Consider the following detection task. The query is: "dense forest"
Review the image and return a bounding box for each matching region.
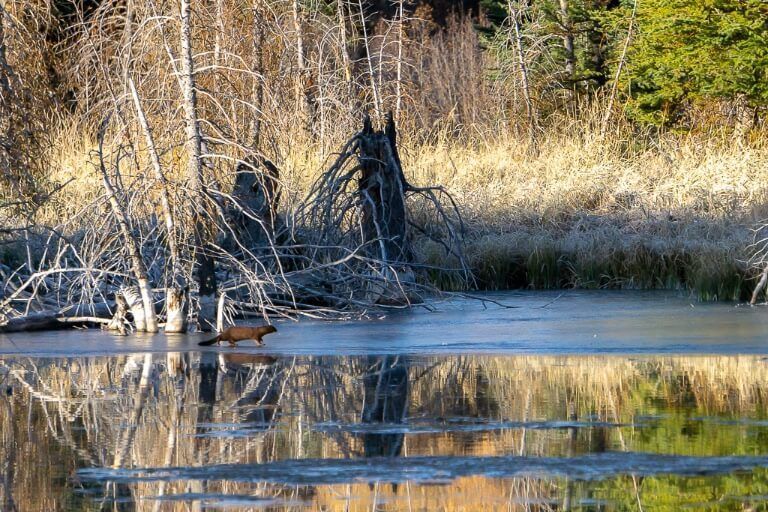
[1,0,767,331]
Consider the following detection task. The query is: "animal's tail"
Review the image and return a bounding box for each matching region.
[198,335,220,346]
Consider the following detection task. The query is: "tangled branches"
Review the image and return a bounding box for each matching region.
[291,113,469,306]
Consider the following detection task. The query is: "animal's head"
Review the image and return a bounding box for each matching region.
[265,325,277,334]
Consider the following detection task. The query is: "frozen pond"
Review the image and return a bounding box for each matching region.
[3,291,768,510]
[1,290,767,356]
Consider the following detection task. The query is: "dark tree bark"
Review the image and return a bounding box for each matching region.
[362,355,409,457]
[223,157,281,252]
[358,113,411,264]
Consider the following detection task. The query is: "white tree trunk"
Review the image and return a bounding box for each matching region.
[97,122,158,332]
[121,286,150,332]
[179,0,217,331]
[128,77,188,333]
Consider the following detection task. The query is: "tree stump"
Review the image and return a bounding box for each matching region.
[106,292,129,334]
[223,156,281,252]
[357,114,416,304]
[164,286,189,333]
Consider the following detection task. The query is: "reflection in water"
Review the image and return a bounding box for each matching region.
[362,356,409,458]
[3,354,768,509]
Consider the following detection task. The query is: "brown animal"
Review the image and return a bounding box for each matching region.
[198,325,277,347]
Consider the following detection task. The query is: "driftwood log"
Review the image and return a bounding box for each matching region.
[0,303,114,333]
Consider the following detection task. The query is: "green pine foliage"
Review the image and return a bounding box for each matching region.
[476,0,767,126]
[626,0,768,124]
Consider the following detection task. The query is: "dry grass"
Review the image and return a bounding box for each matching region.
[3,0,764,301]
[20,116,767,300]
[396,124,768,298]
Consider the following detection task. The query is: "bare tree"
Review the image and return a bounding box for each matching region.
[395,0,405,120]
[128,78,188,332]
[507,0,538,149]
[293,0,316,136]
[96,118,158,332]
[179,0,218,330]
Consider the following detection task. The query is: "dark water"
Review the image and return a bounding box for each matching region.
[3,352,768,510]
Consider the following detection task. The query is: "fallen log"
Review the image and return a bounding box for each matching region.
[0,302,114,333]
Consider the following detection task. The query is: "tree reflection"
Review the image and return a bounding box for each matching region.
[2,355,768,510]
[361,355,409,458]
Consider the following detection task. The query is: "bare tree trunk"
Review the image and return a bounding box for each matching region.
[128,77,188,332]
[508,0,537,149]
[251,1,265,148]
[337,0,353,95]
[601,0,637,137]
[750,265,768,305]
[179,0,217,331]
[121,286,150,332]
[558,0,575,89]
[293,0,306,80]
[358,114,410,264]
[357,0,382,119]
[395,0,405,120]
[0,7,10,93]
[97,120,158,333]
[214,0,224,66]
[357,114,416,303]
[293,0,315,135]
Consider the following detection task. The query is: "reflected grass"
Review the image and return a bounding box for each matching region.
[3,354,768,510]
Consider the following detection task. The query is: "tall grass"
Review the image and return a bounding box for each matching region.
[399,119,767,299]
[23,110,767,300]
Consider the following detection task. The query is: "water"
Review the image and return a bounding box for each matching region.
[3,291,768,510]
[2,291,766,356]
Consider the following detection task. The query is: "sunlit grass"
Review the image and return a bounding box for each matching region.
[23,115,768,298]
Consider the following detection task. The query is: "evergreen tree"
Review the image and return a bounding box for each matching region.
[626,0,768,125]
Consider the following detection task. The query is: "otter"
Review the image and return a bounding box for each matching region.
[198,325,277,347]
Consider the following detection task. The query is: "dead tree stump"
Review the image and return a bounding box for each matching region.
[295,112,467,308]
[223,156,281,252]
[358,113,412,265]
[106,292,129,334]
[357,114,416,303]
[165,286,189,333]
